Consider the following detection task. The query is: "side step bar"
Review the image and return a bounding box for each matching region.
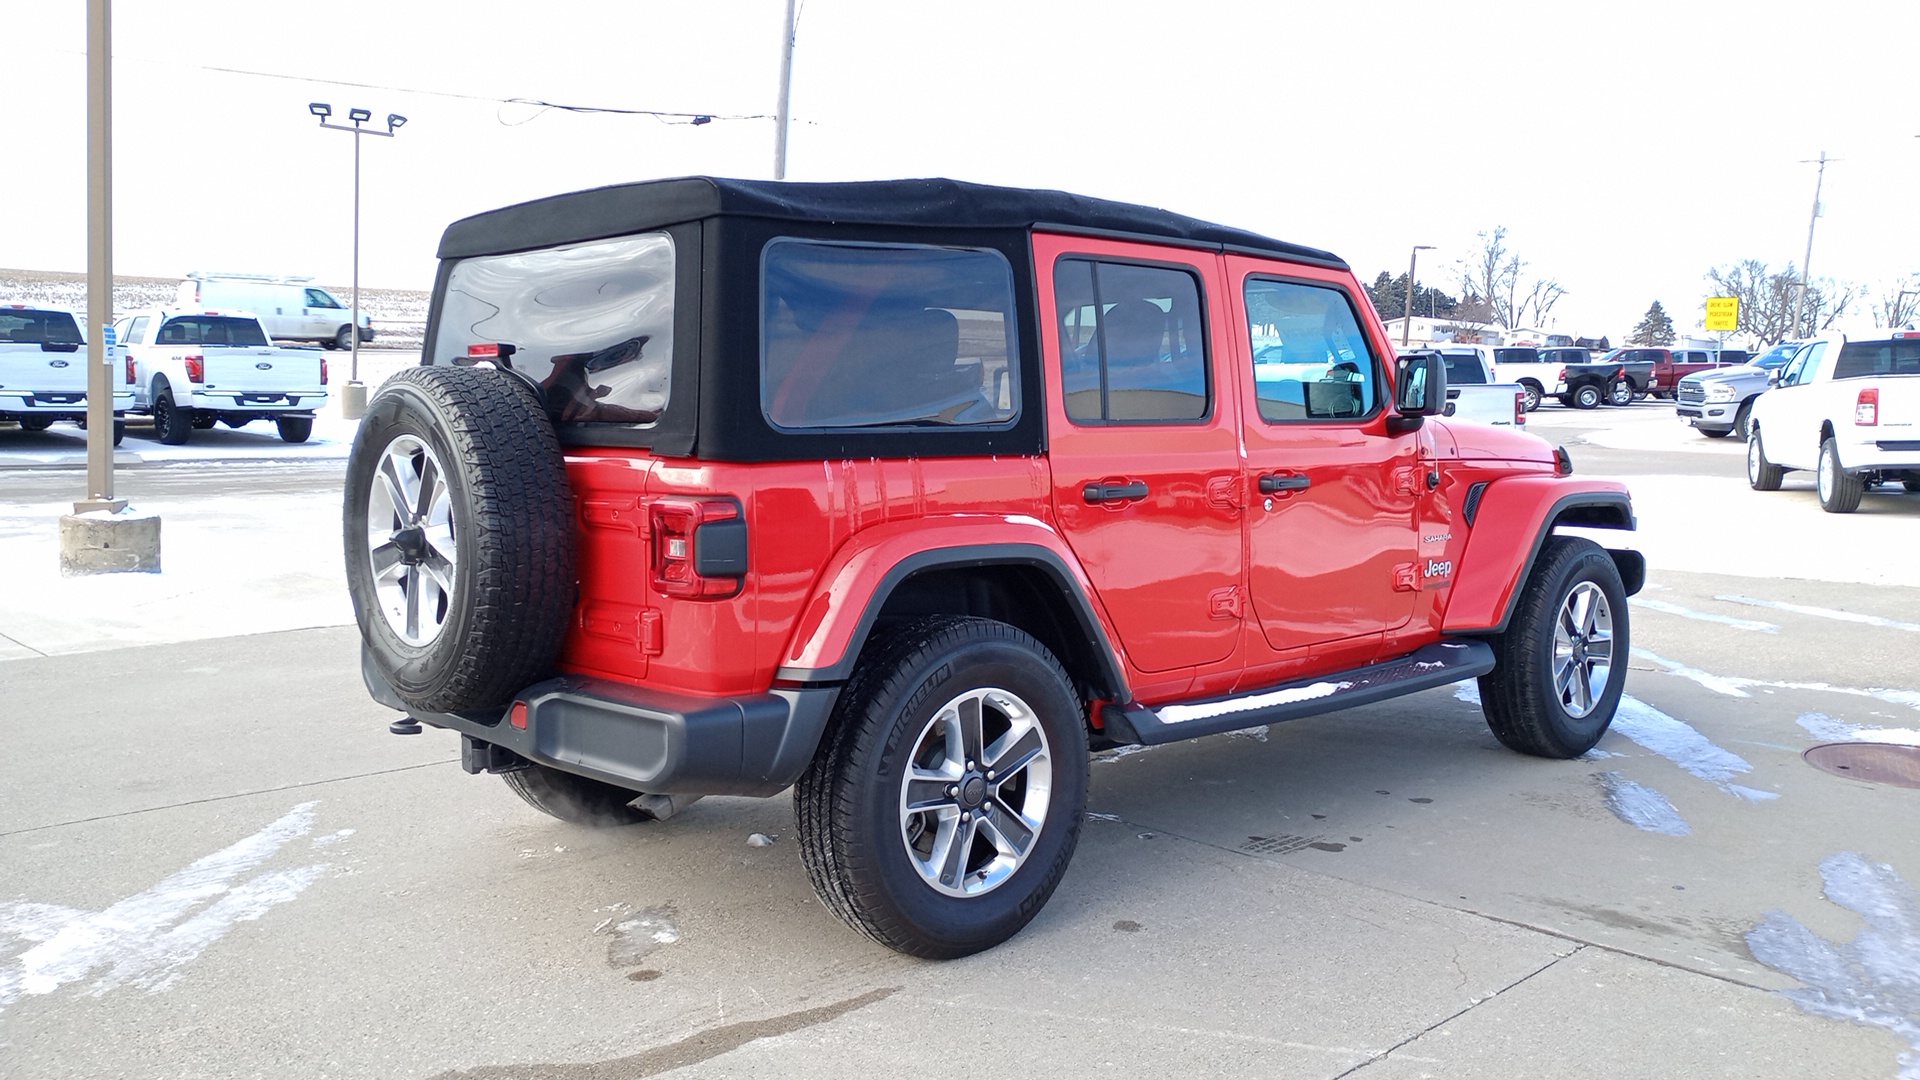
[1102,639,1495,747]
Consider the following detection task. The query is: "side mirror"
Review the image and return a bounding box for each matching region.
[1767,370,1782,386]
[1388,352,1447,433]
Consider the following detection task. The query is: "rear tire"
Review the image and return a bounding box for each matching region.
[344,366,577,714]
[1520,382,1542,412]
[1905,479,1920,494]
[1607,379,1634,407]
[795,616,1088,958]
[17,416,53,432]
[1747,428,1784,491]
[111,419,125,447]
[1817,438,1864,513]
[1479,536,1628,759]
[503,764,649,827]
[277,415,314,444]
[153,390,192,445]
[1573,384,1602,410]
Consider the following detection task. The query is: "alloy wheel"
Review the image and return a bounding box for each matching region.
[1551,581,1613,719]
[898,686,1054,898]
[366,434,457,646]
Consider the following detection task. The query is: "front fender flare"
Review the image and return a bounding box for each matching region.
[1442,479,1639,635]
[774,516,1129,699]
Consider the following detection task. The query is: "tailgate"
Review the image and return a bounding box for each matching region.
[0,344,89,398]
[203,348,324,393]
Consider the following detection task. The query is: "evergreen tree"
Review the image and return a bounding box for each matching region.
[1628,302,1675,346]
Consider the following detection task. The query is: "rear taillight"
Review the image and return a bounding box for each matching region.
[124,357,135,385]
[321,356,329,385]
[650,498,747,599]
[1855,387,1878,426]
[184,354,204,383]
[1514,390,1526,426]
[1557,367,1567,381]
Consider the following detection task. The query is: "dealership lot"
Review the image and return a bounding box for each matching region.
[1,399,1916,1079]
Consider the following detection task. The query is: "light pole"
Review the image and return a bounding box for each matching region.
[1789,151,1831,340]
[308,103,405,420]
[1401,245,1435,346]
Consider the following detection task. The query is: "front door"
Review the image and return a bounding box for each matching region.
[1228,257,1421,656]
[1037,234,1242,675]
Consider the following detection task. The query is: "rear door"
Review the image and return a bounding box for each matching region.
[1036,233,1243,675]
[1228,256,1423,658]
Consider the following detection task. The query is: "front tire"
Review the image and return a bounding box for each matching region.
[1573,384,1602,410]
[1817,438,1864,513]
[503,764,649,827]
[336,326,357,350]
[344,366,577,714]
[1479,537,1628,759]
[1732,400,1754,441]
[795,616,1088,958]
[153,390,192,445]
[1701,427,1732,439]
[1747,428,1784,491]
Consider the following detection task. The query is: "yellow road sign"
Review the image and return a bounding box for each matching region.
[1706,297,1739,331]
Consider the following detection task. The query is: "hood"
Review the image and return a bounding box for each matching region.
[1435,418,1557,464]
[1681,365,1761,386]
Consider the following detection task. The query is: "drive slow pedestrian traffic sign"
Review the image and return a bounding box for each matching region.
[1705,297,1739,331]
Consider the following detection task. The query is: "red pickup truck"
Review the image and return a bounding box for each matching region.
[1649,347,1750,398]
[344,177,1643,957]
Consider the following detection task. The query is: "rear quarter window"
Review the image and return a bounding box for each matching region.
[761,241,1019,430]
[1833,339,1920,379]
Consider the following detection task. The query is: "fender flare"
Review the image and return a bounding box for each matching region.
[774,517,1130,700]
[1442,480,1639,635]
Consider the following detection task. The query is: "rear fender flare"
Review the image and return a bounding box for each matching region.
[774,517,1129,700]
[1442,479,1639,635]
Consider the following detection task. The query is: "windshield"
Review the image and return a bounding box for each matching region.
[1750,343,1800,369]
[437,232,676,425]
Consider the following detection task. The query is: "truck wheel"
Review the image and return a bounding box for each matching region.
[1520,382,1542,412]
[1747,429,1784,491]
[1700,427,1732,439]
[795,616,1088,959]
[1478,537,1627,759]
[344,366,577,714]
[1572,385,1602,410]
[112,419,125,447]
[153,390,193,445]
[1905,479,1920,494]
[1817,438,1864,513]
[336,326,356,350]
[1607,380,1634,407]
[276,416,314,444]
[1731,400,1754,441]
[17,416,53,432]
[503,763,649,827]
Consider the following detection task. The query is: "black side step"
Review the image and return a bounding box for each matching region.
[1102,639,1495,747]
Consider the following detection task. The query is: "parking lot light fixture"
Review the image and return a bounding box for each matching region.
[308,103,404,419]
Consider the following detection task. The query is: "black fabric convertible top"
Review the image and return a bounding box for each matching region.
[436,176,1345,268]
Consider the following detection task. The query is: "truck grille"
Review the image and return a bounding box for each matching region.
[1677,386,1705,405]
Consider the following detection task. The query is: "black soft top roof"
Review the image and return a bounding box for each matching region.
[436,176,1345,268]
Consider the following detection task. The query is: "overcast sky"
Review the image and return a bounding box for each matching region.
[8,0,1918,338]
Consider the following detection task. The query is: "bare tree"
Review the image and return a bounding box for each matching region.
[1459,227,1566,330]
[1873,275,1920,329]
[1705,259,1865,342]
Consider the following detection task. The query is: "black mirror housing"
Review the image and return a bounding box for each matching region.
[1394,352,1448,416]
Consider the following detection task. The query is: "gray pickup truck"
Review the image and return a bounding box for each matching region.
[1674,342,1801,439]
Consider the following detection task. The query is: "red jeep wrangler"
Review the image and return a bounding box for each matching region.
[344,177,1642,958]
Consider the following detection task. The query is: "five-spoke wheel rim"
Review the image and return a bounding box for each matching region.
[366,434,457,647]
[1552,581,1613,718]
[898,686,1053,898]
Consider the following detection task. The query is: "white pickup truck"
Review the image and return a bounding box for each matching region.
[1424,346,1527,429]
[1747,330,1920,512]
[1,304,130,444]
[113,308,328,444]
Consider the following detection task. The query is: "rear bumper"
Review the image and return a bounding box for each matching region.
[187,390,327,411]
[1839,436,1920,473]
[1,390,133,414]
[362,645,839,798]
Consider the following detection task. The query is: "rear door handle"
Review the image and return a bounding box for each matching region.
[1258,474,1311,493]
[1083,480,1149,503]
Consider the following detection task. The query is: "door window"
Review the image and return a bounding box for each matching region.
[1054,259,1209,423]
[304,289,341,309]
[1244,278,1379,422]
[1780,343,1822,386]
[127,316,149,345]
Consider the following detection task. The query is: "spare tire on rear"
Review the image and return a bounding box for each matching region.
[344,366,576,714]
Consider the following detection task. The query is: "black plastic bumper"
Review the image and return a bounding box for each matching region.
[361,645,839,798]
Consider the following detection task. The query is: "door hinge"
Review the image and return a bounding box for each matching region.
[1207,585,1244,620]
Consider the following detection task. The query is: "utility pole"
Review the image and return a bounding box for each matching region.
[1401,245,1435,346]
[1790,151,1831,339]
[773,0,797,179]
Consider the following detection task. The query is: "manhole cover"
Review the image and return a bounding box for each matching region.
[1804,743,1920,789]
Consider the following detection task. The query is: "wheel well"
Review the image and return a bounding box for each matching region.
[1820,420,1835,445]
[1519,378,1542,390]
[150,374,171,398]
[871,565,1113,703]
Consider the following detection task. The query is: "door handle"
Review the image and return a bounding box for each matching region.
[1083,480,1149,504]
[1258,473,1311,494]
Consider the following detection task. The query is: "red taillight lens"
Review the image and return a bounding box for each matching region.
[1855,387,1878,426]
[124,357,135,385]
[184,354,204,383]
[1514,390,1526,426]
[650,498,747,599]
[321,356,329,385]
[1557,367,1567,381]
[467,343,501,359]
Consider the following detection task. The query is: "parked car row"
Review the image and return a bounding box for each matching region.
[0,303,328,445]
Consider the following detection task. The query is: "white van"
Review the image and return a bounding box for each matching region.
[175,272,374,350]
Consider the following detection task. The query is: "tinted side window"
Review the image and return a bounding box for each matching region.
[762,241,1018,430]
[157,316,268,346]
[1781,343,1822,386]
[1834,339,1920,379]
[1055,259,1208,423]
[1245,278,1379,422]
[128,316,149,345]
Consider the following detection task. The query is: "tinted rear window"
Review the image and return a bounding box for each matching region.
[0,310,82,344]
[1440,352,1488,384]
[1494,348,1538,364]
[1833,339,1920,379]
[157,316,268,346]
[762,241,1019,430]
